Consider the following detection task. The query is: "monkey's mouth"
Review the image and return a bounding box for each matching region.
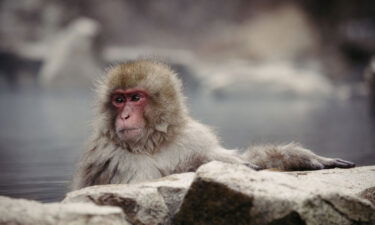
[117,128,143,141]
[118,128,141,132]
[117,128,142,134]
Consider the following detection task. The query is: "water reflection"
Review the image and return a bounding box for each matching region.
[0,89,92,202]
[0,88,374,202]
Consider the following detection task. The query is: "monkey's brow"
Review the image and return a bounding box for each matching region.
[112,89,149,96]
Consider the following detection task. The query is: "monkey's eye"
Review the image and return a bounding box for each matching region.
[130,93,142,102]
[115,96,125,103]
[111,94,126,107]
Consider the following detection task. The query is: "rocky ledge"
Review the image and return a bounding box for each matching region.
[1,162,374,225]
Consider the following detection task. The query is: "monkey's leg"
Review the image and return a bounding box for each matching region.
[241,142,355,171]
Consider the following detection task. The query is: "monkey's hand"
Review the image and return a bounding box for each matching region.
[242,143,355,171]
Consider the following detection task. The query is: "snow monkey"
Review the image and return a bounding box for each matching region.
[72,60,355,190]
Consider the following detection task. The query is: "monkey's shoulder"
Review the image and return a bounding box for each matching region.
[171,118,220,151]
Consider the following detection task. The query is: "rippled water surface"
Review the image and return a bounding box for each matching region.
[0,88,374,202]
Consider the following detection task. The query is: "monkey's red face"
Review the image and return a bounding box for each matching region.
[111,89,148,142]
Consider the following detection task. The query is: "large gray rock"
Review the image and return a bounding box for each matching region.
[63,172,195,225]
[0,196,129,225]
[1,164,375,225]
[173,161,375,225]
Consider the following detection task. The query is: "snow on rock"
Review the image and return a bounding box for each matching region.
[38,17,102,89]
[197,60,334,99]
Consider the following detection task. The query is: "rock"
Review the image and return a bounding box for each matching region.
[198,60,333,99]
[0,195,129,225]
[200,2,318,62]
[240,3,318,61]
[63,172,195,225]
[173,161,375,225]
[2,164,375,225]
[39,17,102,89]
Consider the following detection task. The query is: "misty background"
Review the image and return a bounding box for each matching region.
[0,0,374,202]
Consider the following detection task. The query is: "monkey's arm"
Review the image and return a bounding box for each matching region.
[241,142,355,171]
[71,144,112,190]
[71,169,86,190]
[185,120,262,170]
[206,148,261,170]
[71,157,95,190]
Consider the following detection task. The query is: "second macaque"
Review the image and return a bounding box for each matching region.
[72,60,355,190]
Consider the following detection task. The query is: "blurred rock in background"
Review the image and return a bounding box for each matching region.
[196,60,333,99]
[38,18,102,89]
[199,2,319,61]
[0,0,373,96]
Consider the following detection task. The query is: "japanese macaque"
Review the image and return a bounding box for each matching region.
[72,60,355,190]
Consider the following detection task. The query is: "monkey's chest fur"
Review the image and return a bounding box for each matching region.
[80,120,218,187]
[85,142,203,186]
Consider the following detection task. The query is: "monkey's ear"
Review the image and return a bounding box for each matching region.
[155,123,169,133]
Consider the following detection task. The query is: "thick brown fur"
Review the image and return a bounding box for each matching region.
[72,60,355,190]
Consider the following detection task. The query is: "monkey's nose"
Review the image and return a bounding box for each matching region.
[121,114,130,120]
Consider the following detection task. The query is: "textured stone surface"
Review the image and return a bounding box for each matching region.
[2,164,375,225]
[173,162,375,225]
[0,196,129,225]
[63,172,195,225]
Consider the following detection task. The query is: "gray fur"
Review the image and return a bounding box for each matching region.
[72,60,355,190]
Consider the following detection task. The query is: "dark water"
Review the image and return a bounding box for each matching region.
[0,88,374,202]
